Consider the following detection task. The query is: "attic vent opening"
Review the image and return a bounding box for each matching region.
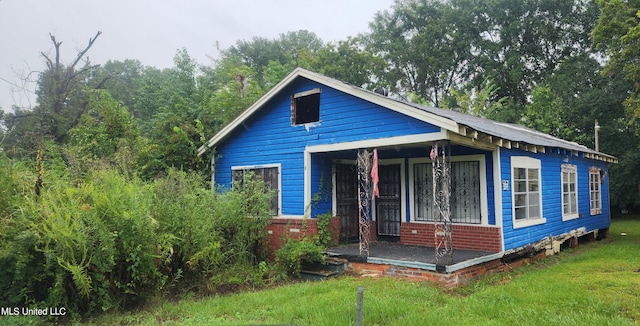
[292,88,321,125]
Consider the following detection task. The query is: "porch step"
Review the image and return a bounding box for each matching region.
[299,257,348,280]
[299,269,340,281]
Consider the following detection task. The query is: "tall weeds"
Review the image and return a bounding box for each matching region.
[0,154,274,319]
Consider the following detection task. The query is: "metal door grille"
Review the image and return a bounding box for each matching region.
[376,164,401,237]
[335,164,359,242]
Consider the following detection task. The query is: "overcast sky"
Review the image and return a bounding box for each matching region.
[0,0,395,113]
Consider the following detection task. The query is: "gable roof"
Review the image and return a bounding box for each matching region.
[198,68,617,163]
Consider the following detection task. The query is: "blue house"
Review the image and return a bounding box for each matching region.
[198,68,616,259]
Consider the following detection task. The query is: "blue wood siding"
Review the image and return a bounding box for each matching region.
[500,148,611,250]
[214,78,441,217]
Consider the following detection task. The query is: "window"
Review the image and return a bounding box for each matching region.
[232,165,280,216]
[292,88,321,125]
[589,167,602,215]
[561,164,579,220]
[413,160,482,224]
[511,157,544,227]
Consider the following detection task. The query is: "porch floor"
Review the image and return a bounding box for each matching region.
[325,242,503,273]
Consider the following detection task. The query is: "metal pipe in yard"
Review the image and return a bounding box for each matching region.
[595,119,600,152]
[356,286,364,326]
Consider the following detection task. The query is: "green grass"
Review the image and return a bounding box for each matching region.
[77,216,640,325]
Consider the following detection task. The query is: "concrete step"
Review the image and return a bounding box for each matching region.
[299,256,348,280]
[299,269,340,281]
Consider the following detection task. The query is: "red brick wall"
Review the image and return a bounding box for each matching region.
[369,221,377,242]
[400,222,502,252]
[265,217,341,254]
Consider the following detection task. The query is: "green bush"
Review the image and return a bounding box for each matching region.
[275,237,325,277]
[0,159,276,319]
[151,169,222,284]
[151,169,272,289]
[24,169,163,315]
[272,212,335,278]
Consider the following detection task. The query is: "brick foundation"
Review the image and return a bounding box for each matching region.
[349,258,506,289]
[400,222,502,252]
[265,217,341,255]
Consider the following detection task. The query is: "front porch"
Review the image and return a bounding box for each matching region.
[308,137,501,251]
[327,241,501,272]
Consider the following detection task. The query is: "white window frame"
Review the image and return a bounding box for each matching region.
[561,164,579,221]
[511,156,545,229]
[231,164,282,217]
[589,166,603,215]
[408,155,488,225]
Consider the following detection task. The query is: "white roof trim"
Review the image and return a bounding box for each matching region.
[198,67,459,156]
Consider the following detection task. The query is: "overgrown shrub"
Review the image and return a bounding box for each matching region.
[0,161,276,319]
[23,169,163,315]
[275,237,325,277]
[151,169,276,293]
[273,213,336,277]
[151,169,222,285]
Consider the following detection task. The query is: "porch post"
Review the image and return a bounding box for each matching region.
[357,149,372,256]
[432,140,453,265]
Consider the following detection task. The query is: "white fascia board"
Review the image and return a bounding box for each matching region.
[306,131,448,153]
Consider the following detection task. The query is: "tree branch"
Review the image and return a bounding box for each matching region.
[49,33,62,71]
[69,31,102,69]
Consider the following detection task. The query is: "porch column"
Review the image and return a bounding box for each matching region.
[357,149,373,256]
[432,140,453,265]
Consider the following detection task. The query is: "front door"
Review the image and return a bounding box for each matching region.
[376,164,402,239]
[335,164,359,242]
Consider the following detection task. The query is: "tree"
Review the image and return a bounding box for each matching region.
[303,38,385,88]
[544,54,640,210]
[88,59,145,119]
[467,0,598,121]
[442,78,507,118]
[224,30,324,85]
[365,0,598,119]
[128,66,173,135]
[592,0,640,119]
[36,31,103,142]
[1,32,103,158]
[204,55,263,125]
[522,85,572,139]
[68,90,139,161]
[132,49,212,178]
[367,0,476,106]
